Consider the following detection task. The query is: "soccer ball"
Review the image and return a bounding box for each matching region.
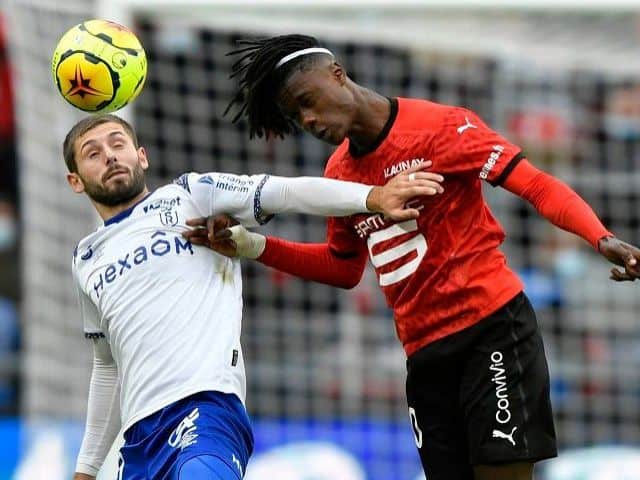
[51,19,147,113]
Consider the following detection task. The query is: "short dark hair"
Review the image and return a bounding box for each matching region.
[225,34,330,139]
[63,114,138,173]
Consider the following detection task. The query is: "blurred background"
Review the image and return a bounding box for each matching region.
[1,0,640,478]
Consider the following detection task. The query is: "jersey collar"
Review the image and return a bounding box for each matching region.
[104,192,153,226]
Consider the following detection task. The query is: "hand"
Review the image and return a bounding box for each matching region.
[366,161,444,221]
[183,215,239,257]
[598,236,640,282]
[73,473,95,480]
[183,215,266,259]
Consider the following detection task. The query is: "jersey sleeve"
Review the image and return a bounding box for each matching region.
[433,107,524,186]
[327,216,364,258]
[72,253,104,338]
[174,172,273,227]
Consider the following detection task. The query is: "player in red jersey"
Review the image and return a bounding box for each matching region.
[185,34,640,480]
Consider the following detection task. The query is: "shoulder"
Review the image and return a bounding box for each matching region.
[324,143,350,178]
[398,98,459,128]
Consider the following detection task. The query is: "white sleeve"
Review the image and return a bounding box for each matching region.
[72,258,121,476]
[75,339,120,476]
[175,172,373,227]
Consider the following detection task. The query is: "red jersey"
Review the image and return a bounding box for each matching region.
[324,98,524,356]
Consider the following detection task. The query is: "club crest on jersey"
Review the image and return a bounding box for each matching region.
[160,210,179,226]
[384,158,426,178]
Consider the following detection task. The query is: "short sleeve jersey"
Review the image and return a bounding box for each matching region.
[325,98,524,356]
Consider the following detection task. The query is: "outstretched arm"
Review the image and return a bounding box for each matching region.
[185,215,367,289]
[257,237,368,289]
[259,162,442,222]
[501,159,640,281]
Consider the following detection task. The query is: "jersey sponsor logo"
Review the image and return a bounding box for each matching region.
[168,407,199,451]
[479,145,505,180]
[90,231,194,299]
[492,426,518,446]
[456,116,478,135]
[231,453,243,475]
[490,351,519,446]
[216,174,253,194]
[490,351,512,425]
[383,157,426,179]
[142,196,182,214]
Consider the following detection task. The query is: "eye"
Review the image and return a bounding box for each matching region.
[113,142,124,149]
[88,151,100,159]
[299,96,314,108]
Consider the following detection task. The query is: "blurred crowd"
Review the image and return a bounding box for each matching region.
[0,12,19,416]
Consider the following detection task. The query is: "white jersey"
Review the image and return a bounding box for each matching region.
[72,172,275,431]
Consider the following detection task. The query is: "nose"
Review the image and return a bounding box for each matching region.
[105,149,118,166]
[300,109,316,131]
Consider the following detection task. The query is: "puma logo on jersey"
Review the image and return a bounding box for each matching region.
[492,426,517,446]
[168,408,199,450]
[383,158,426,178]
[457,116,477,134]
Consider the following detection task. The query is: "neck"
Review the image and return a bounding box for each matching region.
[347,84,391,150]
[94,187,150,221]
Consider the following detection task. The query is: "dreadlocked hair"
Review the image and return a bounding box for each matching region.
[225,34,326,139]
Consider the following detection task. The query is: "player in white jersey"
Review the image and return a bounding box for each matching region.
[65,114,444,480]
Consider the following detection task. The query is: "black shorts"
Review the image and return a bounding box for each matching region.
[405,292,557,480]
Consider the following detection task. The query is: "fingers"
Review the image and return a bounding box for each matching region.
[185,217,206,227]
[182,226,207,241]
[407,171,444,183]
[385,208,420,221]
[401,160,433,175]
[610,267,636,282]
[408,184,444,196]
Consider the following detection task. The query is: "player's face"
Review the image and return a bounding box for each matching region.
[67,122,149,206]
[277,62,356,145]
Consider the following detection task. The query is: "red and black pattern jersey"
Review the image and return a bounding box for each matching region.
[325,97,524,356]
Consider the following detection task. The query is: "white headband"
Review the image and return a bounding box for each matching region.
[275,47,334,69]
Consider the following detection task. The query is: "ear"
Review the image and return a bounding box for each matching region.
[66,172,85,194]
[331,62,347,86]
[137,147,149,170]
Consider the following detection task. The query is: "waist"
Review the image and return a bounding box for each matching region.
[395,269,524,356]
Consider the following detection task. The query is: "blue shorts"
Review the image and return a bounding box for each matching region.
[118,391,254,480]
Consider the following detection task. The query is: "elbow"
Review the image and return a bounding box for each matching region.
[335,269,363,290]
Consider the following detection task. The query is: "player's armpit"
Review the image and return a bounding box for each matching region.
[259,238,367,289]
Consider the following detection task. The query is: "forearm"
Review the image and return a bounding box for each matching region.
[258,237,367,289]
[76,343,120,476]
[502,160,612,249]
[260,176,373,217]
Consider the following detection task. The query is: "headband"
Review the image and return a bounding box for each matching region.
[275,47,334,69]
